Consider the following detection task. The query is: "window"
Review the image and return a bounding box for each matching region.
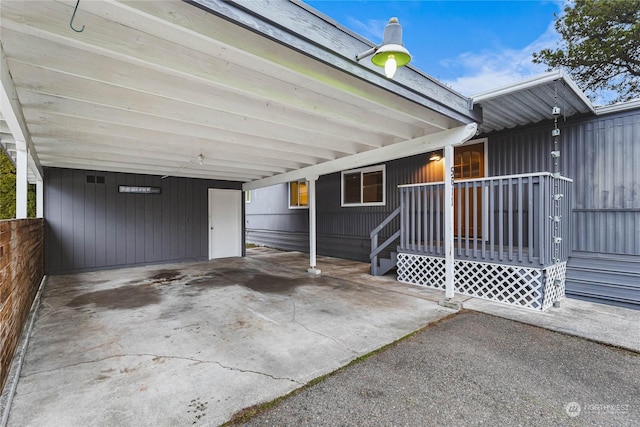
[341,165,385,206]
[454,142,485,179]
[289,180,308,208]
[452,140,487,239]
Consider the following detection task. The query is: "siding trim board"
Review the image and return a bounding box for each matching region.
[44,167,242,274]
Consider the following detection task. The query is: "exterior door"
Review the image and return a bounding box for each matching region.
[208,189,242,259]
[454,142,485,238]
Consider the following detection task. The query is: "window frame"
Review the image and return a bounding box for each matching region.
[288,179,309,209]
[341,164,386,207]
[453,138,488,178]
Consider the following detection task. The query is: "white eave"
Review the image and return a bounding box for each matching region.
[472,70,595,134]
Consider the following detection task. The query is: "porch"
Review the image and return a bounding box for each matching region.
[371,172,573,311]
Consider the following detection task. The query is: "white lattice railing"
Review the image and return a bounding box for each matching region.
[397,253,566,311]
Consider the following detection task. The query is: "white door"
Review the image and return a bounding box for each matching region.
[208,189,242,259]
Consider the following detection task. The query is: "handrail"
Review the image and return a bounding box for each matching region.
[370,206,402,275]
[398,172,573,188]
[369,206,401,238]
[370,229,401,260]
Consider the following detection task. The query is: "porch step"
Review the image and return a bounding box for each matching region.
[376,252,397,276]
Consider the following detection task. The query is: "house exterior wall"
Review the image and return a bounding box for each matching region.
[245,182,308,252]
[0,218,44,392]
[246,154,441,262]
[44,168,242,274]
[246,107,640,308]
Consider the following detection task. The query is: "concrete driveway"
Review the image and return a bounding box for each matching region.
[5,248,455,426]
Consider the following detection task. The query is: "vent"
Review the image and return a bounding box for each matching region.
[86,174,105,184]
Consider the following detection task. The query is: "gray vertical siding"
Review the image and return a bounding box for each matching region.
[487,109,640,256]
[486,109,640,308]
[44,167,242,274]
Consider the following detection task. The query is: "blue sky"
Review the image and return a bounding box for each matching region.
[305,0,565,97]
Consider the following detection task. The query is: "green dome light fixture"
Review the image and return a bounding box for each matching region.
[356,17,412,79]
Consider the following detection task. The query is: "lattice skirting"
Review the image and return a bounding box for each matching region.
[541,261,567,311]
[397,253,566,311]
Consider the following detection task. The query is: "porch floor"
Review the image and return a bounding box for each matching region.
[3,248,638,426]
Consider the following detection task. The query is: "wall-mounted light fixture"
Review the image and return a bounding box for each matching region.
[356,17,412,79]
[429,151,442,161]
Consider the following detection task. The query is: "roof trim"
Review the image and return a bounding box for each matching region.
[595,99,640,115]
[188,0,481,125]
[290,0,472,102]
[473,70,595,114]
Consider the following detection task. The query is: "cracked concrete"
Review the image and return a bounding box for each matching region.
[5,248,455,426]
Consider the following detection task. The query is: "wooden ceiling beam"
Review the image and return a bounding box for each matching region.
[1,1,454,132]
[245,124,478,190]
[38,156,264,181]
[0,44,43,180]
[11,63,374,155]
[27,112,341,164]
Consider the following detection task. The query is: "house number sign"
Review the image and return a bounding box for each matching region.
[118,185,161,194]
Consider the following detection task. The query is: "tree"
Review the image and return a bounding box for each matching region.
[533,0,640,104]
[0,150,36,219]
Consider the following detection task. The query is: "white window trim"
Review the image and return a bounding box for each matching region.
[341,164,386,207]
[288,179,309,209]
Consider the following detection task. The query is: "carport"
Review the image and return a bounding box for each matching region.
[5,248,456,426]
[1,0,479,274]
[1,1,480,422]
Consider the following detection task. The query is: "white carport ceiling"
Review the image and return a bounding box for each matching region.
[0,0,479,186]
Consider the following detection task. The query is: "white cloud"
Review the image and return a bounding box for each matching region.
[441,21,561,97]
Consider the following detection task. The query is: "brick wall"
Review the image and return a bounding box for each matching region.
[0,219,44,393]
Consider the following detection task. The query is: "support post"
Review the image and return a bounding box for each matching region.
[16,146,28,219]
[36,178,44,218]
[307,176,321,275]
[443,144,455,300]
